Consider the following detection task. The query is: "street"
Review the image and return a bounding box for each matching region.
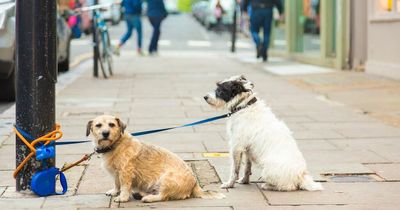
[0,14,250,114]
[1,13,400,209]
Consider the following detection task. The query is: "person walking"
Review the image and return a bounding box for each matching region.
[147,0,168,55]
[114,0,143,56]
[242,0,283,61]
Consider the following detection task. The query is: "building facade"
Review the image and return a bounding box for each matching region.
[270,0,400,80]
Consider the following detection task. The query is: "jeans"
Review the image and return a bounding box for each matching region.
[249,8,273,54]
[148,16,164,53]
[120,14,142,49]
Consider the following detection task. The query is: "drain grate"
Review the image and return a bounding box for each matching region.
[323,173,382,182]
[186,160,221,187]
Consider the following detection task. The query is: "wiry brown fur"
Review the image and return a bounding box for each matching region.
[87,115,224,203]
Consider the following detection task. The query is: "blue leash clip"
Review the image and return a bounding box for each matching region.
[36,146,55,160]
[31,167,68,196]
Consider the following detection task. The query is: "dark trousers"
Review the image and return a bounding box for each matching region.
[148,16,164,53]
[250,8,273,55]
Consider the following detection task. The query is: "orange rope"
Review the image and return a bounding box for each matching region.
[13,124,63,178]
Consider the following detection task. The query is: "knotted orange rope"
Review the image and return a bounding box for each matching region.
[13,124,63,178]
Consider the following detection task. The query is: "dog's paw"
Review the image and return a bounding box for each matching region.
[113,195,129,203]
[237,177,250,184]
[106,189,119,196]
[220,182,234,189]
[260,183,273,191]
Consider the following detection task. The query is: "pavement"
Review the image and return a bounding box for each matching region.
[1,14,400,210]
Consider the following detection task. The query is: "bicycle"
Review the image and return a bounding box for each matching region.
[80,4,113,78]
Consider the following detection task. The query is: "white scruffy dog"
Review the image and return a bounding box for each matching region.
[204,75,323,191]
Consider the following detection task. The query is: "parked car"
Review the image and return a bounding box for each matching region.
[192,0,234,29]
[0,0,71,101]
[98,0,121,25]
[192,1,208,24]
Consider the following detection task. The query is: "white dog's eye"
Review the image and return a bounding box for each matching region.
[95,123,102,128]
[109,123,115,128]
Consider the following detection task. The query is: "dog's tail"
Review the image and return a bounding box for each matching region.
[191,184,225,199]
[299,173,323,191]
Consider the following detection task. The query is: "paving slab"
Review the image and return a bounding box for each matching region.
[42,194,110,208]
[364,163,400,181]
[262,182,400,205]
[0,197,45,209]
[119,184,266,208]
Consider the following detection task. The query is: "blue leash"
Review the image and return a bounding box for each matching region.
[131,113,231,136]
[15,113,231,144]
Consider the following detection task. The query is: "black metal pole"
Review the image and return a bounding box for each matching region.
[15,0,57,191]
[92,0,99,77]
[231,2,238,53]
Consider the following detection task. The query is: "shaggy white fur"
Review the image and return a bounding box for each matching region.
[205,75,323,191]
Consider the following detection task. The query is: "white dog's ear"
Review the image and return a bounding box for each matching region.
[115,117,126,134]
[86,120,93,137]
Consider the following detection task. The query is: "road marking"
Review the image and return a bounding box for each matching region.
[159,40,171,46]
[226,40,252,49]
[187,40,211,47]
[70,52,93,69]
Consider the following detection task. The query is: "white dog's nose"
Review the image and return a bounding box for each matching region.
[204,95,209,101]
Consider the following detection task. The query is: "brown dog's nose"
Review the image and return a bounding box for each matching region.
[102,131,110,138]
[204,95,209,101]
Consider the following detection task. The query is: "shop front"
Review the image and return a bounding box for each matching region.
[270,0,349,70]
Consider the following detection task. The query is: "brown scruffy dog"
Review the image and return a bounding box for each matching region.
[86,115,225,203]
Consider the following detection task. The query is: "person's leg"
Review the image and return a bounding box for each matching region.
[262,8,273,61]
[115,14,134,55]
[250,10,263,58]
[119,14,134,47]
[133,15,143,54]
[148,17,162,53]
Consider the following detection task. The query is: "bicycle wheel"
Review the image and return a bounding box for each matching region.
[96,28,113,78]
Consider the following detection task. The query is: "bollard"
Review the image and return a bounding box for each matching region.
[15,0,57,191]
[92,0,99,77]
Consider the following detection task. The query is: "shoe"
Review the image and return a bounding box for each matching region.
[113,46,120,56]
[137,48,144,56]
[262,51,268,62]
[148,51,158,56]
[256,44,262,58]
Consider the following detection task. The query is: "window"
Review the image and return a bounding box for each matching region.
[377,0,392,12]
[372,0,400,20]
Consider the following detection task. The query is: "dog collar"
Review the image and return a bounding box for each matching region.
[231,97,258,114]
[95,146,113,154]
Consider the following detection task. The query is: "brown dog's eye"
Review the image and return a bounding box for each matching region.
[95,124,102,128]
[109,123,115,127]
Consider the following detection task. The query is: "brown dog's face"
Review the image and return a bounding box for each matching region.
[86,115,126,150]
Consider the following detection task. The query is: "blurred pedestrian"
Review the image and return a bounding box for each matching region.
[147,0,168,55]
[214,0,224,32]
[242,0,283,61]
[114,0,143,56]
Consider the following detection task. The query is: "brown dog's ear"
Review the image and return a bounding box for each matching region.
[86,120,93,137]
[115,117,126,134]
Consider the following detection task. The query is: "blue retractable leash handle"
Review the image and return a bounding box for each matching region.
[131,113,231,136]
[14,126,70,197]
[31,167,67,196]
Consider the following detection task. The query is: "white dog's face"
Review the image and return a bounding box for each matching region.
[204,75,254,109]
[86,115,126,151]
